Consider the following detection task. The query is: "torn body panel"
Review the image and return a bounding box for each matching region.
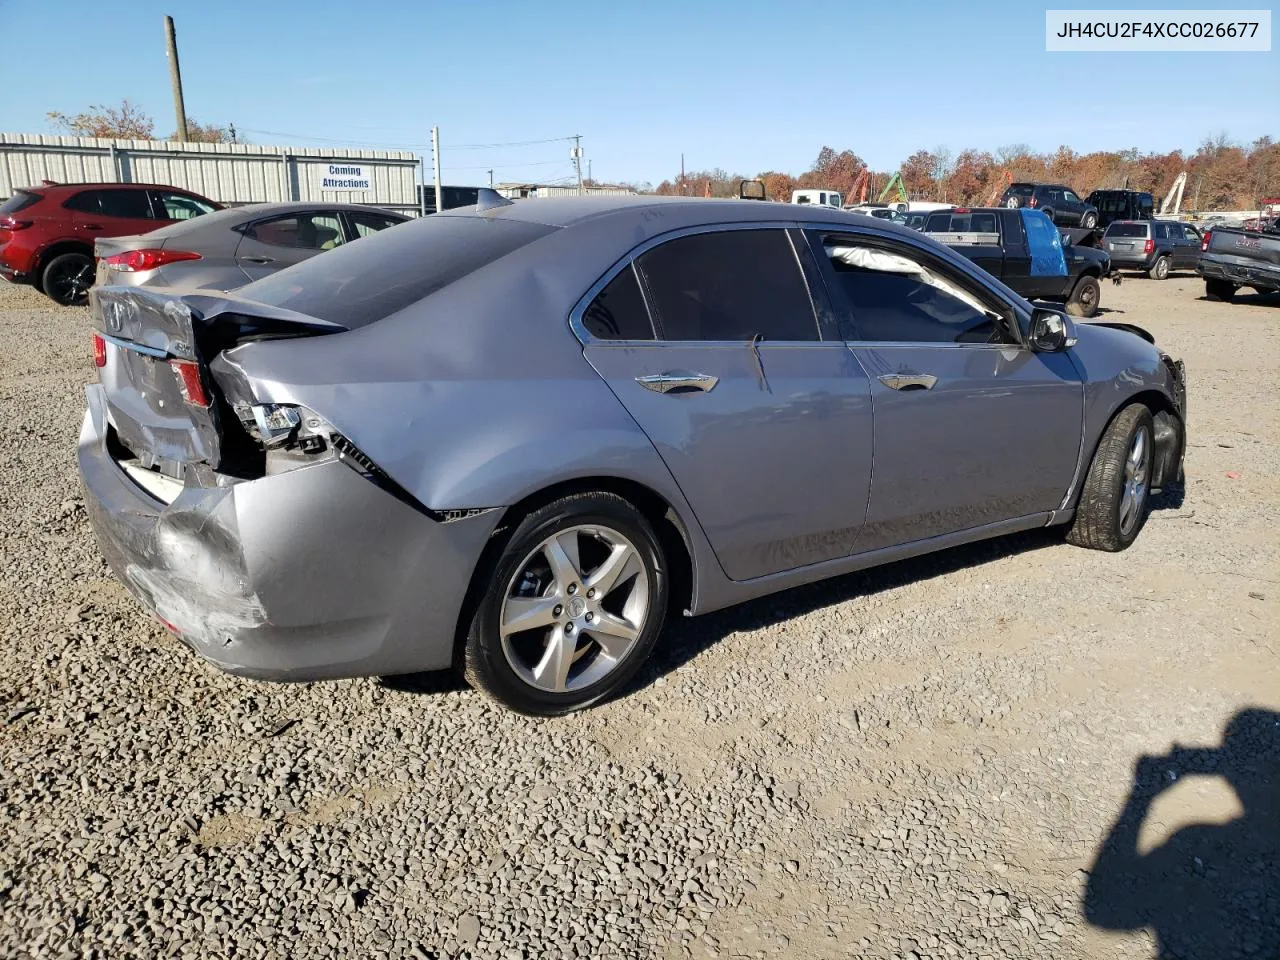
[79,384,499,680]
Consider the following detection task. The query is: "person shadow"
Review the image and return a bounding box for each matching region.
[1083,708,1280,959]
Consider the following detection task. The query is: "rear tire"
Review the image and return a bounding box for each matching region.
[1066,275,1101,317]
[1149,255,1171,281]
[462,492,668,716]
[1081,211,1098,229]
[1066,404,1154,552]
[42,252,94,307]
[1205,279,1236,302]
[1041,208,1056,224]
[1005,196,1021,209]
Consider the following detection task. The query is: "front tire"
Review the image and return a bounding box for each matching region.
[463,492,668,715]
[1066,275,1101,317]
[1066,404,1154,552]
[42,252,94,307]
[1081,211,1098,229]
[1205,278,1236,301]
[1149,255,1171,281]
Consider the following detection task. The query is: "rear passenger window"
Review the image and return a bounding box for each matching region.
[1152,224,1168,240]
[582,265,654,340]
[821,240,1000,345]
[637,230,818,342]
[63,191,102,214]
[247,214,345,250]
[97,190,153,219]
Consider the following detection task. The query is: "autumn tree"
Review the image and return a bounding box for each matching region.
[175,119,236,143]
[944,149,995,204]
[900,150,936,198]
[757,171,797,202]
[48,99,154,139]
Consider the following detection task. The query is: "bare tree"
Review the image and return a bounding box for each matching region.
[48,100,155,139]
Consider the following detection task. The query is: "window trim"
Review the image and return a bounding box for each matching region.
[568,221,827,347]
[800,222,1029,349]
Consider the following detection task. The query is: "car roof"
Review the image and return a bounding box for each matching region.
[218,201,408,218]
[23,181,207,194]
[436,194,922,235]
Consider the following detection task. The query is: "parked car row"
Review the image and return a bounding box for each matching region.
[76,193,1187,714]
[0,181,408,306]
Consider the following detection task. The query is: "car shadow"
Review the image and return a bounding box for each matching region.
[628,524,1065,695]
[1082,708,1280,959]
[1198,289,1280,307]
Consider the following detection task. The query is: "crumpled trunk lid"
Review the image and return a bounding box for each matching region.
[90,286,341,470]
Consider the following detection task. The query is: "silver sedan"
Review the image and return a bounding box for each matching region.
[78,194,1187,715]
[93,201,408,291]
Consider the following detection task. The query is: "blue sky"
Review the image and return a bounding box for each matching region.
[1,0,1275,186]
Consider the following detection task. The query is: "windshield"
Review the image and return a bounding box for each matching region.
[241,214,555,329]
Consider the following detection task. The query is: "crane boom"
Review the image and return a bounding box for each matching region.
[877,171,908,205]
[1160,172,1187,216]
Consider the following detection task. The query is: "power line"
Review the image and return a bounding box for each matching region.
[449,135,577,150]
[442,158,568,172]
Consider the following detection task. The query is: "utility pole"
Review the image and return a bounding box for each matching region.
[163,16,188,142]
[588,159,592,184]
[419,155,428,216]
[572,135,584,195]
[680,154,685,195]
[431,126,443,214]
[229,123,237,144]
[488,169,493,187]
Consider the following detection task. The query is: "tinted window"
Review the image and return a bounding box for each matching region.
[63,191,102,214]
[153,192,217,220]
[1136,195,1155,218]
[241,215,554,329]
[349,211,404,238]
[924,212,997,233]
[1105,223,1148,238]
[637,230,817,342]
[1,191,42,215]
[246,213,346,250]
[1008,184,1035,198]
[822,241,998,344]
[1093,194,1131,215]
[582,265,653,340]
[924,213,952,232]
[97,189,153,219]
[1152,223,1168,240]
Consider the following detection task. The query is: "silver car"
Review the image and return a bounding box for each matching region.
[93,202,408,291]
[78,194,1187,715]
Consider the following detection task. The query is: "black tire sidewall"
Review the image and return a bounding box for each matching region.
[465,495,667,715]
[1082,212,1097,229]
[43,253,93,307]
[1067,276,1100,317]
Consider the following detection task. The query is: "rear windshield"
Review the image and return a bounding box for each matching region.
[240,214,555,328]
[0,191,40,215]
[1104,223,1148,238]
[1007,184,1035,197]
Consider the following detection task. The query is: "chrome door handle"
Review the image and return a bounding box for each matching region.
[878,373,937,391]
[635,370,719,394]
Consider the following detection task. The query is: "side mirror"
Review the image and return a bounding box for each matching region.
[1029,308,1077,352]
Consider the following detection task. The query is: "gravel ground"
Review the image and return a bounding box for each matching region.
[1,272,1276,960]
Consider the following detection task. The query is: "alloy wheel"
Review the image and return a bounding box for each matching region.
[1118,426,1150,536]
[48,259,93,305]
[499,524,650,693]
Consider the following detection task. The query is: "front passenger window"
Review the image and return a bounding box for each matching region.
[821,240,1002,345]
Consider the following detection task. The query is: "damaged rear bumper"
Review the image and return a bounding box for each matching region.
[77,384,500,681]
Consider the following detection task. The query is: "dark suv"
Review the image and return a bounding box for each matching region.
[998,182,1099,229]
[1086,189,1155,229]
[0,182,221,305]
[1101,220,1202,279]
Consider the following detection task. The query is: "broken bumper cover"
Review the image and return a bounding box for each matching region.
[78,384,500,681]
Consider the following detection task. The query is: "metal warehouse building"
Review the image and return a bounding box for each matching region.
[0,133,421,216]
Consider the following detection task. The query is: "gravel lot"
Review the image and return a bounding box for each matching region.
[1,272,1276,960]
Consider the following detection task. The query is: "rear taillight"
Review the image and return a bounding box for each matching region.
[1143,238,1155,255]
[168,359,210,407]
[92,333,107,368]
[1201,230,1211,252]
[1027,196,1038,207]
[0,216,33,231]
[103,248,202,272]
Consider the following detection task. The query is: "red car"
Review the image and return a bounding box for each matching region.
[0,182,221,306]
